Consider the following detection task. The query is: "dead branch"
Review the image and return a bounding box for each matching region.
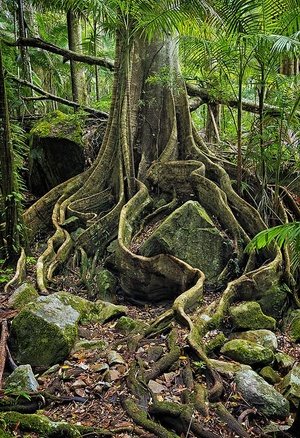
[7,74,108,118]
[5,37,114,71]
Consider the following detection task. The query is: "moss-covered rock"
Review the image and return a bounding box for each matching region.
[220,339,274,366]
[96,269,117,302]
[29,111,86,196]
[72,339,107,352]
[230,302,276,330]
[10,295,80,366]
[286,309,300,342]
[8,282,39,310]
[208,359,251,378]
[258,286,288,319]
[5,364,39,392]
[259,366,281,384]
[278,363,300,407]
[55,292,127,324]
[275,352,295,371]
[115,316,145,334]
[235,369,289,418]
[230,329,278,351]
[140,200,233,285]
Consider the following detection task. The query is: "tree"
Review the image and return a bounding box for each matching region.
[3,0,300,436]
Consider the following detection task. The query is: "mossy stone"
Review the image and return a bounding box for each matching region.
[96,269,117,302]
[5,365,39,392]
[278,363,300,407]
[286,309,300,342]
[29,111,86,195]
[115,316,142,334]
[258,286,288,319]
[230,302,276,330]
[8,283,39,310]
[275,352,295,371]
[72,339,107,352]
[209,359,251,378]
[260,366,281,384]
[140,200,233,285]
[230,329,278,351]
[221,339,274,366]
[10,295,80,366]
[55,291,127,324]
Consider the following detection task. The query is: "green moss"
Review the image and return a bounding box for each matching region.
[0,412,81,437]
[258,286,288,319]
[72,339,107,351]
[230,302,276,330]
[287,310,300,342]
[8,282,39,310]
[30,110,86,145]
[259,366,281,384]
[115,316,145,334]
[96,269,117,302]
[220,339,274,366]
[205,332,227,355]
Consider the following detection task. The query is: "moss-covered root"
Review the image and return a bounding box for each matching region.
[144,346,181,383]
[149,401,219,438]
[122,398,180,438]
[213,403,250,438]
[0,412,112,437]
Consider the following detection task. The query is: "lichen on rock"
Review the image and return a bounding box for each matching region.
[5,364,39,393]
[229,329,278,351]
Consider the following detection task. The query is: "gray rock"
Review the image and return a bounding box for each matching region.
[221,339,274,366]
[10,295,80,366]
[235,369,289,418]
[5,365,39,392]
[140,200,233,285]
[258,286,288,319]
[230,301,276,330]
[230,329,278,351]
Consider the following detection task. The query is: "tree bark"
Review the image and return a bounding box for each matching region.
[0,41,20,261]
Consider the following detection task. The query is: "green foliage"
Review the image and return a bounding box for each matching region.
[245,222,300,272]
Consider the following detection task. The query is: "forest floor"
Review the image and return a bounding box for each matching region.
[1,261,299,438]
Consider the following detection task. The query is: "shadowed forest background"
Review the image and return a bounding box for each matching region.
[1,1,300,437]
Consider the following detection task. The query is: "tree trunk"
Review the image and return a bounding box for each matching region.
[0,41,20,262]
[67,10,86,105]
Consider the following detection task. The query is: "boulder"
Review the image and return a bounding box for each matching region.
[230,302,276,330]
[278,363,300,407]
[10,295,80,366]
[140,200,233,285]
[5,365,39,393]
[235,369,289,418]
[115,316,144,334]
[258,286,288,319]
[55,292,127,323]
[230,329,278,351]
[8,283,39,310]
[28,111,85,195]
[220,339,274,366]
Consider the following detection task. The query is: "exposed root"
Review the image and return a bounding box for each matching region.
[122,398,180,438]
[0,320,9,389]
[4,247,26,294]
